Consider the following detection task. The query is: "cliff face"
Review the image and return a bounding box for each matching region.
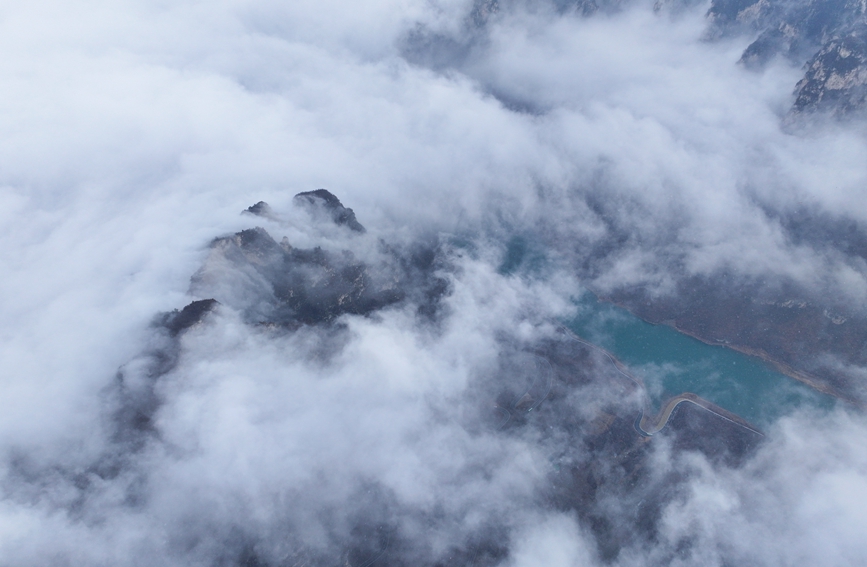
[793,30,867,115]
[710,0,867,116]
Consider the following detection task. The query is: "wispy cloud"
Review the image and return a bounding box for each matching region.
[2,0,867,564]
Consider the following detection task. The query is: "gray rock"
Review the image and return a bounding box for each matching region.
[243,200,278,220]
[705,0,867,116]
[294,189,366,233]
[793,29,867,115]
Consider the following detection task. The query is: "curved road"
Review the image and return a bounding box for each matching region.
[556,326,763,437]
[637,392,764,436]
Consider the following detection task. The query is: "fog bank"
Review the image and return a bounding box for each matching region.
[2,0,867,565]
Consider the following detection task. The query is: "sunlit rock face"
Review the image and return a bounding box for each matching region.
[704,0,867,115]
[709,0,865,53]
[794,30,867,114]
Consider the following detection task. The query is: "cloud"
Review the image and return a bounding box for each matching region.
[2,0,867,565]
[507,514,598,567]
[642,409,867,566]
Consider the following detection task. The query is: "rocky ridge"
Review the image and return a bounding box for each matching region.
[4,190,767,566]
[710,0,867,116]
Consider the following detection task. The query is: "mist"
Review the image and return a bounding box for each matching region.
[2,0,867,565]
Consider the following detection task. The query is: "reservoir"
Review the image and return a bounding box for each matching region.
[496,235,836,428]
[566,293,836,428]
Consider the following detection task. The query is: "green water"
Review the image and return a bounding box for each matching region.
[566,294,836,428]
[497,234,836,428]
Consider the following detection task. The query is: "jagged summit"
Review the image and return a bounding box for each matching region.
[195,226,405,325]
[196,194,449,327]
[243,201,277,220]
[294,189,366,233]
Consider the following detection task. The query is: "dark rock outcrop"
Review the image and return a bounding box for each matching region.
[111,299,219,453]
[294,189,366,233]
[203,226,401,324]
[161,298,219,336]
[192,194,453,329]
[243,200,277,220]
[192,226,450,327]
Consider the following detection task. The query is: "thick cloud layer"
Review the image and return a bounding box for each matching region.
[2,0,867,565]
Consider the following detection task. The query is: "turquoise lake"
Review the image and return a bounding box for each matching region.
[566,294,836,428]
[498,235,836,428]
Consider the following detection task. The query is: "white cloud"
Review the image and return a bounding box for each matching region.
[2,0,867,564]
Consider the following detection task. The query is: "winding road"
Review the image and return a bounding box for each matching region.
[556,326,763,437]
[637,392,764,436]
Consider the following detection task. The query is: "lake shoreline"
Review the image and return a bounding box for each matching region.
[597,295,862,409]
